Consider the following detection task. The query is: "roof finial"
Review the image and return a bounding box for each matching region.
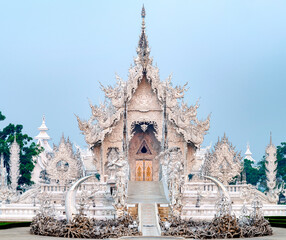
[270,131,272,145]
[141,5,146,31]
[141,4,146,18]
[60,133,65,144]
[136,5,150,70]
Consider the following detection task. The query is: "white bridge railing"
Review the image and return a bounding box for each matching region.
[0,204,115,221]
[181,204,286,220]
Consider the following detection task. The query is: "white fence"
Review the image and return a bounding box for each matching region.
[0,203,115,221]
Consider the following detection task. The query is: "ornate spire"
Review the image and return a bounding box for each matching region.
[141,4,146,18]
[265,133,277,193]
[0,153,8,188]
[60,133,66,145]
[10,136,20,191]
[136,5,150,71]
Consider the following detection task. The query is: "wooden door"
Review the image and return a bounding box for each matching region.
[144,160,152,181]
[136,161,144,181]
[136,160,152,181]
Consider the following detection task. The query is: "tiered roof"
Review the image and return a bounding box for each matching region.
[77,6,210,148]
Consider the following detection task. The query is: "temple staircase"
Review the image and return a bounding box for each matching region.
[127,181,169,236]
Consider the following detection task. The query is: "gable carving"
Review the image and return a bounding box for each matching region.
[202,134,242,184]
[136,140,152,155]
[46,136,82,184]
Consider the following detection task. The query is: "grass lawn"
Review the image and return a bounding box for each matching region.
[0,222,31,229]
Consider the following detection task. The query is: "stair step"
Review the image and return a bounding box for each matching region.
[127,181,168,204]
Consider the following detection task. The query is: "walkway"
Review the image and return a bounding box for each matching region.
[127,181,168,236]
[139,203,160,236]
[0,227,286,239]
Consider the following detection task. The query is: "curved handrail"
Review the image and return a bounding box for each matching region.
[138,203,142,232]
[65,175,95,222]
[154,202,162,235]
[203,175,231,202]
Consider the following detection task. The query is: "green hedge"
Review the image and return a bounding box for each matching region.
[265,216,286,228]
[0,222,31,229]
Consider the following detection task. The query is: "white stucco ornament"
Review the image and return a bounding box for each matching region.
[203,134,242,184]
[46,136,82,184]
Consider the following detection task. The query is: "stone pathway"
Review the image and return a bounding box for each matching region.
[1,227,286,239]
[140,203,159,236]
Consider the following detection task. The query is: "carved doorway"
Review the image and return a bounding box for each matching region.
[136,160,152,181]
[129,123,160,181]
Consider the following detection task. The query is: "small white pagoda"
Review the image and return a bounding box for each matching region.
[32,115,53,184]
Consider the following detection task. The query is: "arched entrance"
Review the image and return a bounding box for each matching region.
[128,124,160,181]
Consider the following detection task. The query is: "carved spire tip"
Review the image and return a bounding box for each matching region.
[270,131,272,145]
[141,4,146,18]
[60,133,65,144]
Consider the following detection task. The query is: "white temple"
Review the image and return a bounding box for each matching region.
[0,7,285,224]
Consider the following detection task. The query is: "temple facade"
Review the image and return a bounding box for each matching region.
[0,7,285,223]
[76,6,210,184]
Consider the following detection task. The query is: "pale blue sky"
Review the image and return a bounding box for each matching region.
[0,1,285,162]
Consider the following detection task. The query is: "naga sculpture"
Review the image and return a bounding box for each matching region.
[65,175,96,222]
